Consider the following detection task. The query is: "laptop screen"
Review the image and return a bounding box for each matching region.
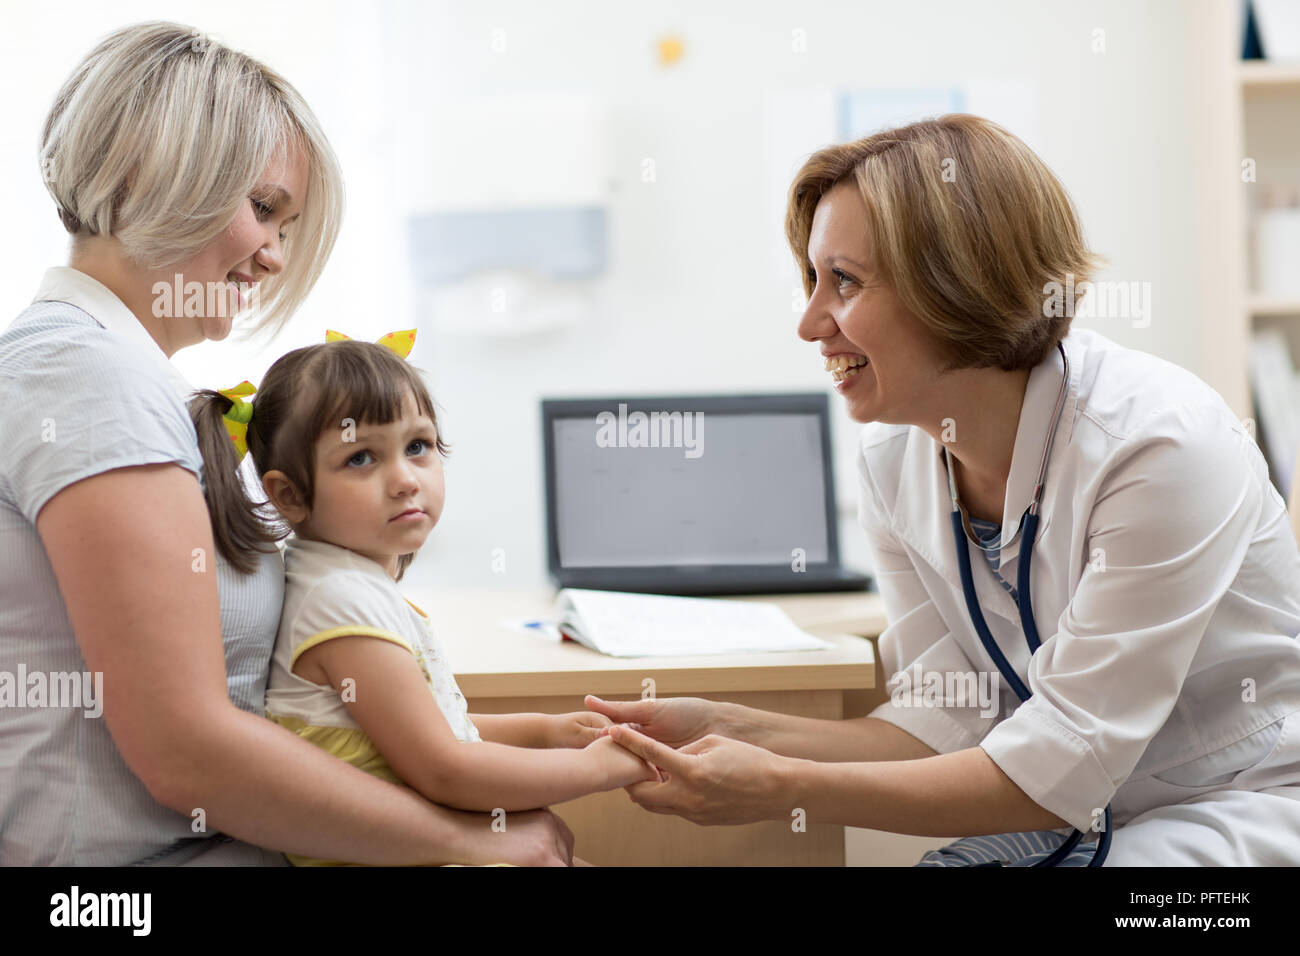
[546,400,832,570]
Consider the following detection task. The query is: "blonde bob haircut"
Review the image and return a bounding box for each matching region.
[785,114,1104,372]
[39,20,344,339]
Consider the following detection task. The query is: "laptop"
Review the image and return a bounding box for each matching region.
[541,393,874,596]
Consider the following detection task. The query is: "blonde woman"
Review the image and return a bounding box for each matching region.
[593,114,1300,866]
[0,20,574,866]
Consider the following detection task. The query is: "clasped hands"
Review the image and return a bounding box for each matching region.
[572,693,787,826]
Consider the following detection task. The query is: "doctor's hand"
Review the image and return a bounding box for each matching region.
[605,724,792,826]
[584,694,719,750]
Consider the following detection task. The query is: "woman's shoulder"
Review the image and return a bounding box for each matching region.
[1,300,174,393]
[1068,326,1239,443]
[0,301,203,522]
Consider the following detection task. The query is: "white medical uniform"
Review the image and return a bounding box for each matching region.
[858,324,1300,865]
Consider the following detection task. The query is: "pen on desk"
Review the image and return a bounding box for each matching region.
[522,620,573,640]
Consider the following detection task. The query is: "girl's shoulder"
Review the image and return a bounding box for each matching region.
[281,538,413,636]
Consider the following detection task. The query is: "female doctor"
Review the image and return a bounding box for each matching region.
[589,113,1300,865]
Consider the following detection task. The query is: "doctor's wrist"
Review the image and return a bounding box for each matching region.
[713,700,760,743]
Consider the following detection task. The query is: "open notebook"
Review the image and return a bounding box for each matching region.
[553,588,832,658]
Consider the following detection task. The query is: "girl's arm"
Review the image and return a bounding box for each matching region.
[299,635,658,812]
[469,713,550,747]
[471,712,612,749]
[38,464,572,866]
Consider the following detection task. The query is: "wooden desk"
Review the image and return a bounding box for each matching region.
[416,587,887,866]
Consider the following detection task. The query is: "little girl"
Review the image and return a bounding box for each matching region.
[190,331,657,866]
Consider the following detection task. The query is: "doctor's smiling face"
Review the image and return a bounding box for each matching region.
[798,179,954,426]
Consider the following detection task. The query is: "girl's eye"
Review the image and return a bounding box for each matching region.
[346,450,374,467]
[408,438,433,456]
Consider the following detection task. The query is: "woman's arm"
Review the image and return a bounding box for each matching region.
[586,695,938,762]
[300,636,658,812]
[38,464,572,866]
[607,726,1068,835]
[726,708,940,762]
[785,747,1070,835]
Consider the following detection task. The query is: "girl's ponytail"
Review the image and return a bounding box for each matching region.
[188,391,287,574]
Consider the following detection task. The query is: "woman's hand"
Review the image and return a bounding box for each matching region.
[543,710,613,748]
[586,735,664,789]
[472,807,576,866]
[584,694,722,750]
[604,725,794,826]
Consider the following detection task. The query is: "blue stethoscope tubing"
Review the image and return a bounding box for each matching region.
[947,342,1112,867]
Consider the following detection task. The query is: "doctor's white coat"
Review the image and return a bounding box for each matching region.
[858,324,1300,865]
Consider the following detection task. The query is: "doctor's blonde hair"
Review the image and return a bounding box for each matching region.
[39,20,343,340]
[785,114,1104,372]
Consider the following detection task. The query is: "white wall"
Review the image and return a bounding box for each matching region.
[1,0,1229,592]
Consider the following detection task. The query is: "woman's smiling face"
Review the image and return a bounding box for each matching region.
[167,145,308,343]
[797,179,952,426]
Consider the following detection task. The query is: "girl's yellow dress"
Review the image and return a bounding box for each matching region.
[266,534,482,867]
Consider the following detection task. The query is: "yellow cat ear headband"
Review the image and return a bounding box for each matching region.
[325,328,417,359]
[217,329,418,459]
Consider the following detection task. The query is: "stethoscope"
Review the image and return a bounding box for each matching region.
[945,341,1112,867]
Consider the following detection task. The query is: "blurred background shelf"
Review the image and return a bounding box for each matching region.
[1250,296,1300,317]
[1240,60,1300,87]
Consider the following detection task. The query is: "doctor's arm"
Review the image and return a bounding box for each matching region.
[608,726,1068,833]
[613,404,1259,835]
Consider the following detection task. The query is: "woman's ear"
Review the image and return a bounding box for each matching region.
[262,470,308,524]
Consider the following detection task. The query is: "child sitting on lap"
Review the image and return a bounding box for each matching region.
[190,330,656,865]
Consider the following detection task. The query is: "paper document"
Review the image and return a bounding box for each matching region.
[554,588,831,658]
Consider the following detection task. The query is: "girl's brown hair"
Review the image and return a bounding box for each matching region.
[785,113,1105,372]
[188,340,449,580]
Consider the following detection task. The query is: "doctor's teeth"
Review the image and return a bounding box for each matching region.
[824,355,868,372]
[826,355,868,381]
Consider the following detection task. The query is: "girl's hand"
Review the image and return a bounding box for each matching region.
[586,736,663,790]
[605,726,789,826]
[544,711,613,749]
[584,694,719,750]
